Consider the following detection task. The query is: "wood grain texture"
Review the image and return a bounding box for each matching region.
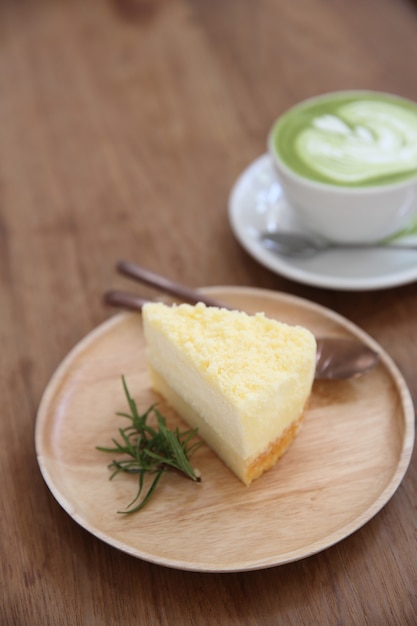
[35,288,414,571]
[1,0,417,623]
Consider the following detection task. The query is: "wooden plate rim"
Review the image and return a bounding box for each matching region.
[35,287,415,572]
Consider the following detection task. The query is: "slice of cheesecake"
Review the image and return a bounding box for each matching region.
[142,302,316,485]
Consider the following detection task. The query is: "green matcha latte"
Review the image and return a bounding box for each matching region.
[270,91,417,188]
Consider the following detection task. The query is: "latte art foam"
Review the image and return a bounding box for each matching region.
[271,92,417,187]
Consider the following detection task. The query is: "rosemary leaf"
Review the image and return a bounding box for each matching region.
[97,376,202,514]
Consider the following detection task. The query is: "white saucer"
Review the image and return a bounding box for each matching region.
[228,154,417,290]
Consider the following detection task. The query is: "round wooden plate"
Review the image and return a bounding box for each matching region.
[35,287,415,572]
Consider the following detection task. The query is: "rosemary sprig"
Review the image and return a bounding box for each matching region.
[97,376,202,514]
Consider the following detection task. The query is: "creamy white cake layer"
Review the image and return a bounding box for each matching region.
[142,303,316,475]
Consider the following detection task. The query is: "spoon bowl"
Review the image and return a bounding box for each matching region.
[260,231,417,259]
[315,337,379,380]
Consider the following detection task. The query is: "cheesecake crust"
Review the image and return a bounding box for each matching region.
[149,365,307,486]
[243,412,305,485]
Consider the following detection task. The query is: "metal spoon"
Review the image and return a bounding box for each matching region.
[260,231,417,259]
[314,336,378,380]
[104,261,380,381]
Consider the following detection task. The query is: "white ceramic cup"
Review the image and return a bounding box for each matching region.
[268,91,417,243]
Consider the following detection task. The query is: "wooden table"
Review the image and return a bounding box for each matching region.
[1,0,416,623]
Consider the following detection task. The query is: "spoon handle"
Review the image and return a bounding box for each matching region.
[102,289,379,380]
[325,242,417,250]
[260,231,417,258]
[116,260,224,307]
[104,262,380,380]
[103,290,150,311]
